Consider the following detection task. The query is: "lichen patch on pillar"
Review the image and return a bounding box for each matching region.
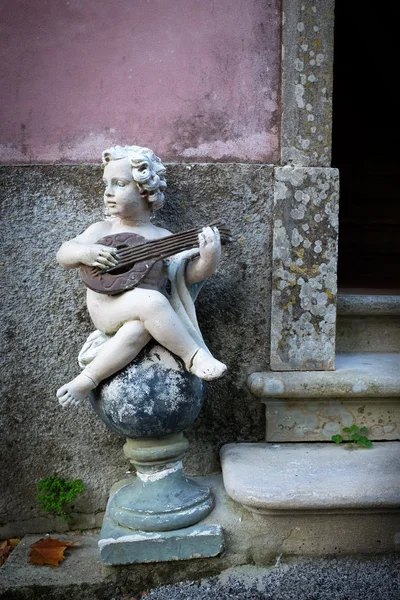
[281,0,335,166]
[270,166,339,370]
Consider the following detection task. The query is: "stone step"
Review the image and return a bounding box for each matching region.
[220,442,400,515]
[336,291,400,353]
[337,291,400,316]
[248,353,400,441]
[336,316,400,353]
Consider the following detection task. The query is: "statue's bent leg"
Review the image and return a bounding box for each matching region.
[140,295,227,381]
[57,321,151,406]
[84,320,151,385]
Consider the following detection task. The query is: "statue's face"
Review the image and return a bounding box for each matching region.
[103,157,148,218]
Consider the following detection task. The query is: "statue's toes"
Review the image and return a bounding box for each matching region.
[190,350,227,381]
[56,385,67,399]
[58,391,73,406]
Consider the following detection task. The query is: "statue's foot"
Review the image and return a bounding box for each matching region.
[189,348,227,381]
[56,372,96,407]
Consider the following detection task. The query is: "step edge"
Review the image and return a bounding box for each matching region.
[238,505,400,516]
[248,354,400,398]
[221,442,400,512]
[248,372,400,398]
[337,294,400,316]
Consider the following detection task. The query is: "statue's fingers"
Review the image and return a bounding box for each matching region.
[99,249,119,265]
[103,259,119,268]
[210,227,221,245]
[198,232,206,247]
[99,246,117,254]
[99,245,117,253]
[95,257,109,266]
[99,249,116,259]
[205,226,219,244]
[199,226,211,243]
[97,255,118,268]
[211,227,221,242]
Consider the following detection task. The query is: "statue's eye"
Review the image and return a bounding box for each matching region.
[116,181,126,187]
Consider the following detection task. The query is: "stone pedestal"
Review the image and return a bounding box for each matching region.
[90,344,224,564]
[98,435,223,565]
[108,435,215,532]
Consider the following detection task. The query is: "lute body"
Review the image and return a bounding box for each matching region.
[80,220,232,296]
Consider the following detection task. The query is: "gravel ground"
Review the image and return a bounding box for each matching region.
[115,554,400,600]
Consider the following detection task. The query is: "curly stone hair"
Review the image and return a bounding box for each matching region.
[102,145,167,212]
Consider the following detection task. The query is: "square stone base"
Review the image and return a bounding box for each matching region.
[99,514,224,565]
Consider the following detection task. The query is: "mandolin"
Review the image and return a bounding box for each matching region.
[80,220,232,295]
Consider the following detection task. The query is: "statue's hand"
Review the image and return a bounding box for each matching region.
[186,226,221,284]
[198,226,221,263]
[80,244,119,269]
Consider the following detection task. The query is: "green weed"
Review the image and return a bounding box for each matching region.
[331,424,372,448]
[37,476,85,523]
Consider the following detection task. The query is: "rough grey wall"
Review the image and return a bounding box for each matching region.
[0,163,273,535]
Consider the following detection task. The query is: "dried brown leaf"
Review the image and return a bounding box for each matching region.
[29,536,77,567]
[0,538,20,566]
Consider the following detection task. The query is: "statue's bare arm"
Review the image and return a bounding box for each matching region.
[185,226,221,285]
[56,222,119,270]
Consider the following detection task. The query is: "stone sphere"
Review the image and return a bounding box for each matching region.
[90,343,205,439]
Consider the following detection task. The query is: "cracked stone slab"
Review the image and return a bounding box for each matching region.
[220,442,400,514]
[270,166,339,370]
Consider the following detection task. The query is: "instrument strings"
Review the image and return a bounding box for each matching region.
[94,221,232,275]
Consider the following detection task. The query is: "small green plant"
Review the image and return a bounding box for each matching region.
[331,424,372,448]
[37,476,85,523]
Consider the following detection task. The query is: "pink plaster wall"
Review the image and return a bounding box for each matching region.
[0,0,281,164]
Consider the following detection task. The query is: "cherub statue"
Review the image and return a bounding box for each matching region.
[56,145,227,407]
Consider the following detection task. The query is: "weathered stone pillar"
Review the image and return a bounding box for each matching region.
[270,166,339,370]
[270,0,338,371]
[281,0,335,167]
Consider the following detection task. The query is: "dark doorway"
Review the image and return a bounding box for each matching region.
[332,2,400,289]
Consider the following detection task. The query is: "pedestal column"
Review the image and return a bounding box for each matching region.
[108,434,214,532]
